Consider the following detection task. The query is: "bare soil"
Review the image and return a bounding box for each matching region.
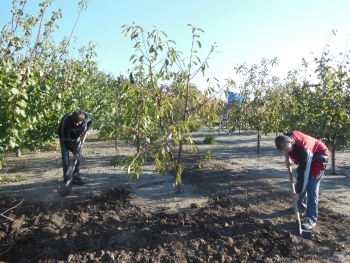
[0,130,349,263]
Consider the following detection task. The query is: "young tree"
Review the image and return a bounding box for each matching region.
[99,24,220,192]
[234,58,279,153]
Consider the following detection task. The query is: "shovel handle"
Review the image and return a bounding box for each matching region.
[79,131,88,149]
[74,131,88,160]
[67,131,88,181]
[288,166,303,236]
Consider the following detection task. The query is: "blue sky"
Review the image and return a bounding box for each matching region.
[1,0,350,89]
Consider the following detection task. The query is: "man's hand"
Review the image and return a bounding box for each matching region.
[74,153,80,160]
[290,193,300,201]
[285,158,293,167]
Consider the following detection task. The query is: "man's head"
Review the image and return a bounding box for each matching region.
[275,135,293,153]
[71,110,85,126]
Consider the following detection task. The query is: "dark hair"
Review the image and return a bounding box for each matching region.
[71,111,85,123]
[275,135,291,150]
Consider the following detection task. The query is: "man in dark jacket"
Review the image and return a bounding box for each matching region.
[275,131,329,229]
[58,110,92,185]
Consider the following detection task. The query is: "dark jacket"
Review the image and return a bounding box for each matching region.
[285,131,329,194]
[57,112,92,154]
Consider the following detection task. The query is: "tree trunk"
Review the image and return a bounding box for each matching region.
[176,142,183,193]
[331,147,336,175]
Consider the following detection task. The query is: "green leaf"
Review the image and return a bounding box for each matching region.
[17,99,27,108]
[11,88,19,95]
[9,138,16,149]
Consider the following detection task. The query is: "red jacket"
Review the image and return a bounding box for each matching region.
[286,131,329,194]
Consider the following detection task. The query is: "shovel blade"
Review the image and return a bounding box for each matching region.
[57,181,73,197]
[290,229,312,240]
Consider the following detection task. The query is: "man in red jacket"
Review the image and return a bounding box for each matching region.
[275,131,329,229]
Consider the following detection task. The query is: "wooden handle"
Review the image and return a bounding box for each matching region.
[288,166,303,235]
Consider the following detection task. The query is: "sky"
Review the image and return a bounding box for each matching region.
[1,0,350,90]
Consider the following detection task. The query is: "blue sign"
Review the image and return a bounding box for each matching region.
[227,92,244,105]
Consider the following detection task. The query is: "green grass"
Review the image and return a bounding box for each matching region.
[41,141,59,150]
[0,174,27,185]
[203,134,216,144]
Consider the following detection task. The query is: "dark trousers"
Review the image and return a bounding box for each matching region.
[59,139,80,179]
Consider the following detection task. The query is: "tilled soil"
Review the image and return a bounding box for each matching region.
[0,131,349,263]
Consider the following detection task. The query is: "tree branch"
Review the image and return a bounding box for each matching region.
[0,199,24,221]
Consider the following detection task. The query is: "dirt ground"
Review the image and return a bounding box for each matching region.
[0,130,349,263]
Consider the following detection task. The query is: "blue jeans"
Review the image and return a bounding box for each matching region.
[59,139,80,179]
[298,171,324,222]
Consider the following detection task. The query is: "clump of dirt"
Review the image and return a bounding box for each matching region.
[0,131,349,262]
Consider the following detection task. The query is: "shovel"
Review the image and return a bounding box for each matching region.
[287,166,312,240]
[57,132,87,197]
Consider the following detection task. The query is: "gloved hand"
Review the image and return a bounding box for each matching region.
[74,153,80,160]
[290,192,300,201]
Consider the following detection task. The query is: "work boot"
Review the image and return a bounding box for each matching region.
[72,175,84,185]
[301,217,316,229]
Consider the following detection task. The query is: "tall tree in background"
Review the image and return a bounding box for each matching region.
[0,0,93,167]
[288,49,350,174]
